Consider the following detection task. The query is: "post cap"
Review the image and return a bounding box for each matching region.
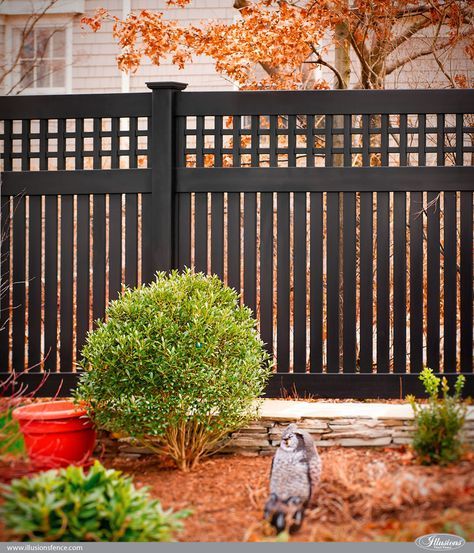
[146,81,188,91]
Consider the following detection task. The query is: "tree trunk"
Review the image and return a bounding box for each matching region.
[334,21,351,90]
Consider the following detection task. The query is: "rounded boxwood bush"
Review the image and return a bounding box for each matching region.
[75,269,271,470]
[0,461,188,541]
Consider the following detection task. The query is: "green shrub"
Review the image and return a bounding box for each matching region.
[75,270,271,470]
[407,368,467,465]
[0,461,188,542]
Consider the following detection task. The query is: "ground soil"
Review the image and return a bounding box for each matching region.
[1,447,473,542]
[107,447,474,542]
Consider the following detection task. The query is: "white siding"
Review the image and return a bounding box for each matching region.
[72,0,123,93]
[73,0,235,93]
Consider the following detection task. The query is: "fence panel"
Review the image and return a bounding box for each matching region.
[0,88,473,398]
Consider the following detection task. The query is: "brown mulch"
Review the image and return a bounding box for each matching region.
[107,447,474,542]
[1,447,473,542]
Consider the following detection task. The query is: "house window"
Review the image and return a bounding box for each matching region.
[14,27,66,90]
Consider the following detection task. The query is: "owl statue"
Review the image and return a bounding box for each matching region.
[264,423,322,534]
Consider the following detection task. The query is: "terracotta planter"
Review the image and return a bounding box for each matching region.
[12,400,96,469]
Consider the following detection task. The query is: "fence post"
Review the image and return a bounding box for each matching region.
[147,81,187,274]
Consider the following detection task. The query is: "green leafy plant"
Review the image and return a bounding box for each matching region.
[0,406,25,457]
[0,461,188,541]
[75,269,272,470]
[407,368,467,465]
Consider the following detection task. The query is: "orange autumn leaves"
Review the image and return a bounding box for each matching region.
[82,0,327,89]
[82,0,473,91]
[81,1,330,90]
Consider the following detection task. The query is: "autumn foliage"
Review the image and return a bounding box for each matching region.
[82,0,473,90]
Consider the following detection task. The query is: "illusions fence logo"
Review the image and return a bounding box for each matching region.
[416,533,466,551]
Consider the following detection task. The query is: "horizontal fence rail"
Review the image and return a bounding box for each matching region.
[0,85,473,399]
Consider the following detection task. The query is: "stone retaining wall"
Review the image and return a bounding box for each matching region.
[97,400,474,459]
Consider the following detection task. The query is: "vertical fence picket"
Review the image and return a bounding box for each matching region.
[92,194,106,325]
[11,120,29,372]
[178,193,191,271]
[0,196,10,372]
[108,116,122,300]
[92,118,106,323]
[426,191,440,371]
[293,191,306,372]
[0,120,12,373]
[343,192,356,372]
[28,119,46,370]
[243,190,256,312]
[211,115,224,279]
[243,116,258,312]
[12,195,25,373]
[141,195,152,283]
[277,191,290,372]
[443,191,457,372]
[27,187,41,371]
[60,194,73,370]
[326,192,340,372]
[376,191,390,372]
[394,113,408,373]
[460,191,473,372]
[409,191,423,372]
[109,194,122,301]
[75,117,89,363]
[310,191,323,372]
[211,193,224,279]
[125,194,138,287]
[359,192,373,372]
[393,192,407,372]
[359,115,373,373]
[260,191,273,357]
[125,117,138,288]
[194,114,207,274]
[227,192,240,293]
[75,194,89,362]
[194,193,208,273]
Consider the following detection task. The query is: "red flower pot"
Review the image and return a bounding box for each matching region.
[12,400,96,469]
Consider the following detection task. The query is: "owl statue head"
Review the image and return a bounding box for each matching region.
[280,423,303,452]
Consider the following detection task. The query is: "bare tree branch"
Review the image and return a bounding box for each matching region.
[385,29,471,76]
[0,0,63,94]
[429,9,458,88]
[308,44,345,89]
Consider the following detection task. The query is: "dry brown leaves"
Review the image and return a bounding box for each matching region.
[309,448,473,526]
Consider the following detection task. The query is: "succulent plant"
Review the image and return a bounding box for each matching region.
[0,461,189,541]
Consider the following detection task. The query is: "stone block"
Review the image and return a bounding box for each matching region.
[392,429,414,438]
[382,419,406,426]
[229,435,269,447]
[326,429,392,440]
[297,419,329,430]
[392,437,412,445]
[314,439,337,446]
[335,437,392,446]
[326,418,357,426]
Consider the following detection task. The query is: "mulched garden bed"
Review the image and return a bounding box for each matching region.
[108,447,474,542]
[1,447,473,542]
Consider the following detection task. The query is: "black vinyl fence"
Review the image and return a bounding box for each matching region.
[0,85,473,398]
